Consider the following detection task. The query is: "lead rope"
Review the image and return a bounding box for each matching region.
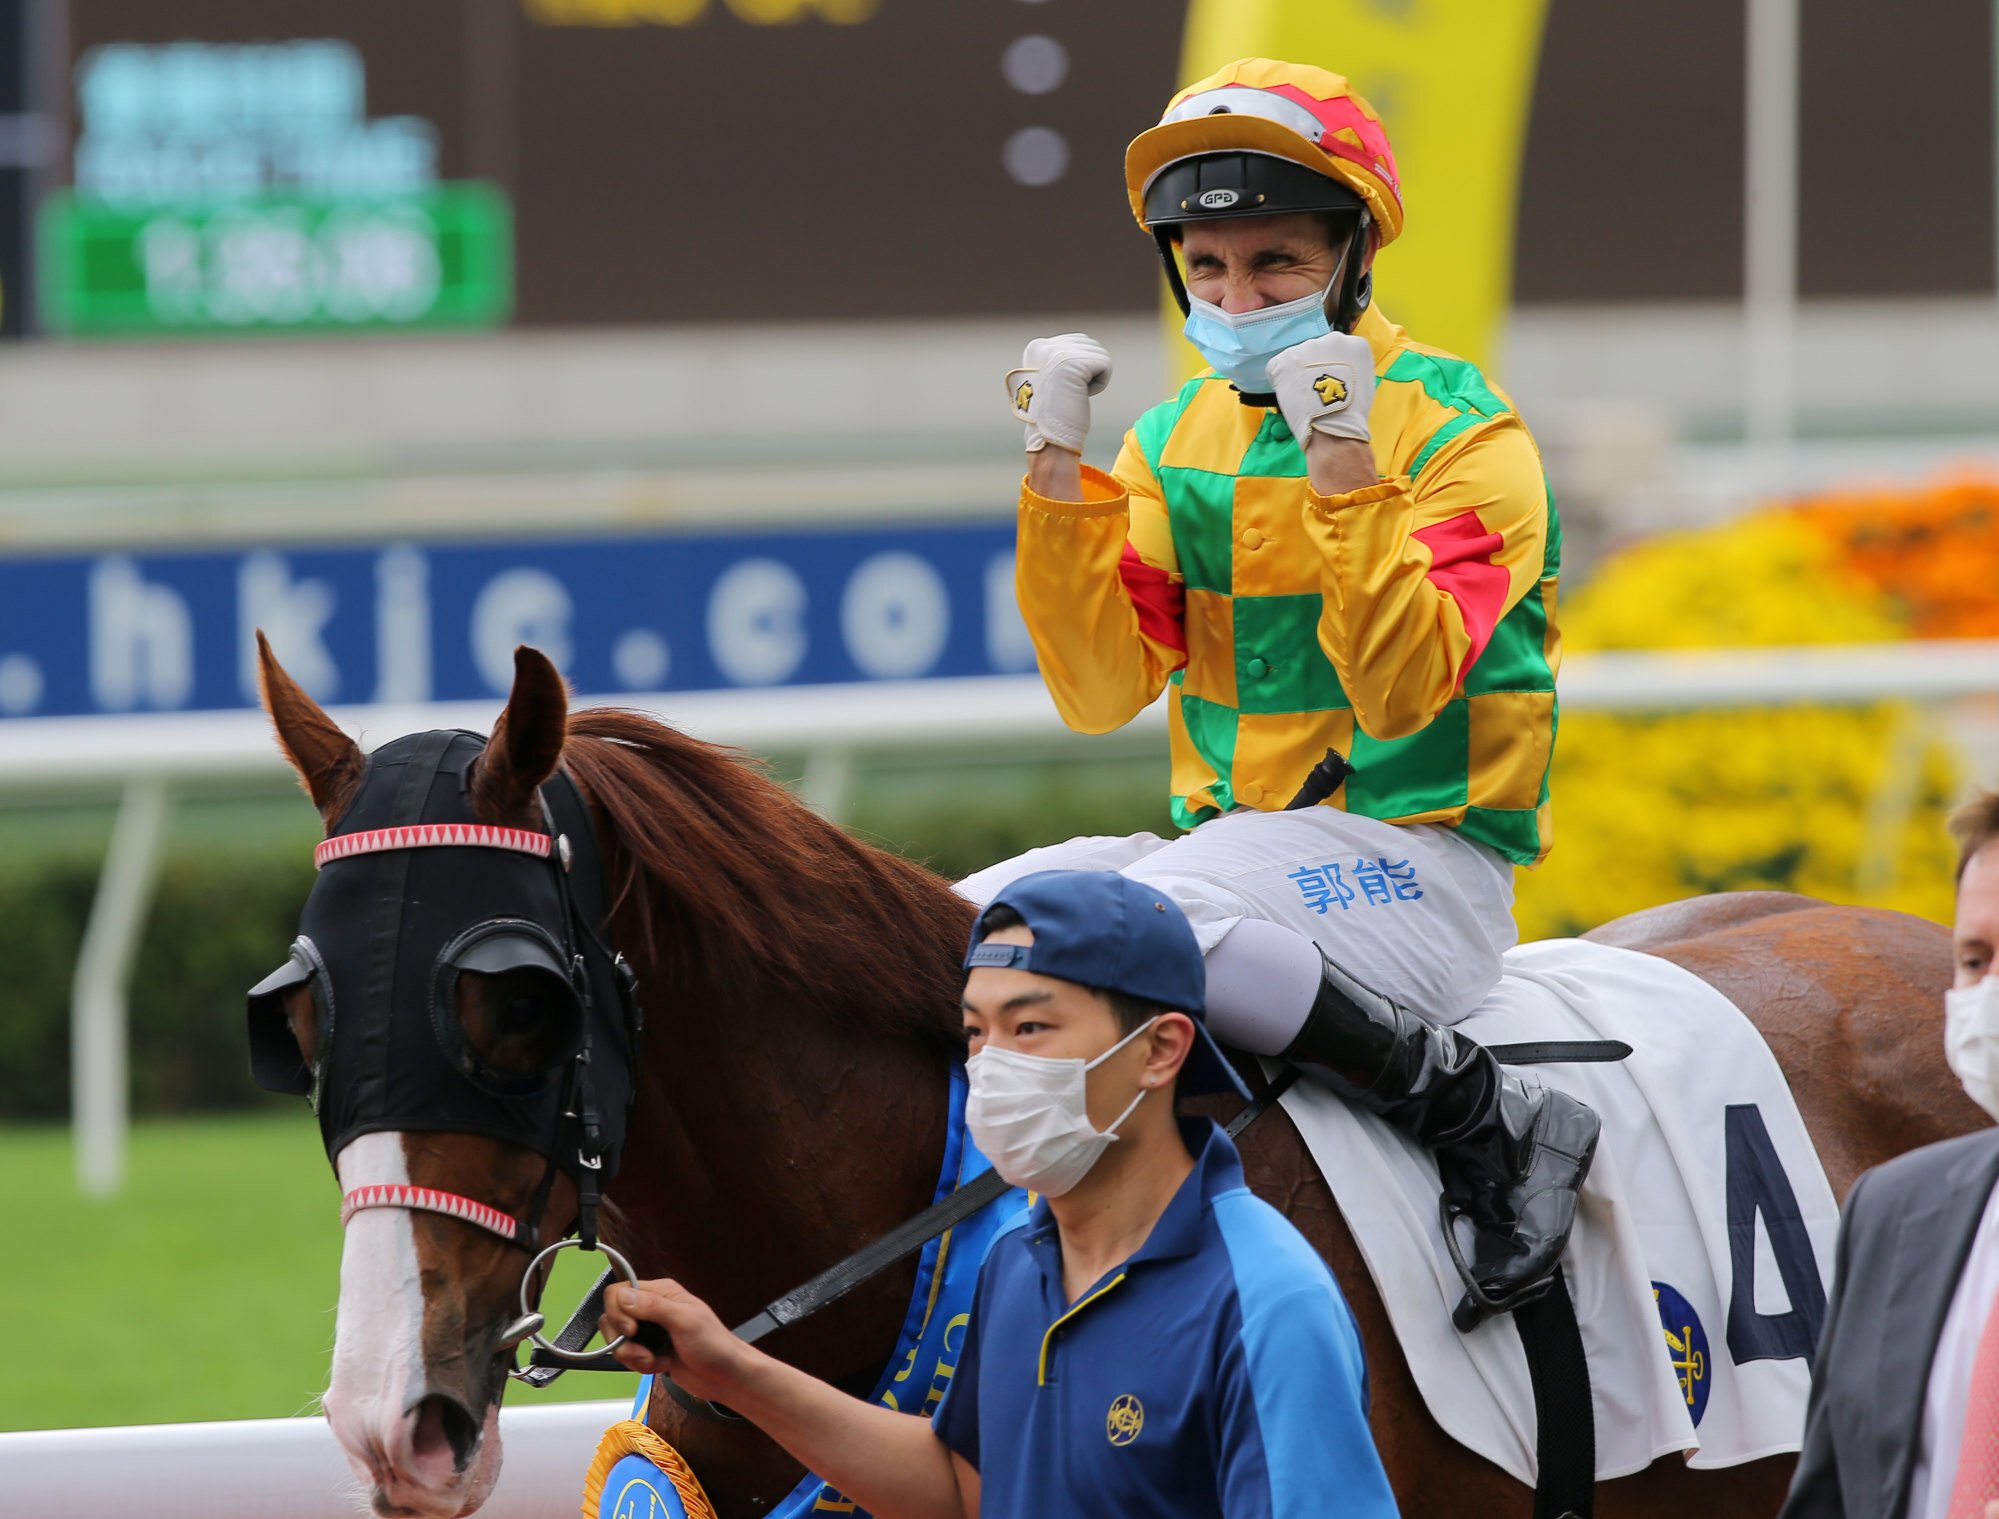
[524,1060,1302,1409]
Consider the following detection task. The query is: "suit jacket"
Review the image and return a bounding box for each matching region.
[1781,1128,1999,1518]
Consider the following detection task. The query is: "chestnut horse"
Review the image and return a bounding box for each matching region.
[257,640,1977,1519]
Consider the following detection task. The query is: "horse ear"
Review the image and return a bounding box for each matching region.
[256,630,363,827]
[473,646,570,823]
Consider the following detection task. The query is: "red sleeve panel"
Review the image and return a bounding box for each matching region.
[1410,510,1509,684]
[1118,541,1188,660]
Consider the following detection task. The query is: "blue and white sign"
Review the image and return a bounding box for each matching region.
[0,522,1034,719]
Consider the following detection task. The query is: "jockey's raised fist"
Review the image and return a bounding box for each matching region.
[1268,330,1376,449]
[1006,333,1112,456]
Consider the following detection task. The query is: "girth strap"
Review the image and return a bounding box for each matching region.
[1489,1040,1633,1066]
[1517,1267,1596,1519]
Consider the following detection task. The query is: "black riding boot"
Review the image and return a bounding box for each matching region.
[1280,954,1600,1332]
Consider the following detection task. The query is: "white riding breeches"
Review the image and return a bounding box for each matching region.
[954,808,1519,1028]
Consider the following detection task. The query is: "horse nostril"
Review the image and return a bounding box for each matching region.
[410,1393,481,1474]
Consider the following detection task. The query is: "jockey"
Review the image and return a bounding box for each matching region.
[959,57,1599,1329]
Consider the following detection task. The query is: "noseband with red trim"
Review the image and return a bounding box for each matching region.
[341,1180,527,1245]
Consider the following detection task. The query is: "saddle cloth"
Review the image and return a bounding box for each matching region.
[1273,937,1840,1485]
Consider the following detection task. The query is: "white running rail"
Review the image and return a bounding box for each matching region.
[7,642,1996,795]
[0,1399,630,1519]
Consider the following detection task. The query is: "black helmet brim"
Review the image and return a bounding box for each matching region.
[1141,150,1365,229]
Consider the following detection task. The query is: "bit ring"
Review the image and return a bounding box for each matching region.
[520,1238,639,1361]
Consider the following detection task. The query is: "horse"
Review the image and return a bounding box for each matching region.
[253,637,1980,1519]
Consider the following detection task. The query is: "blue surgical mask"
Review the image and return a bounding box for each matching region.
[1182,278,1337,393]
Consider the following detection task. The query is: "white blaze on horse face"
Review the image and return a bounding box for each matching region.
[324,1132,428,1495]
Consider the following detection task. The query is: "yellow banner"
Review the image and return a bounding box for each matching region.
[1170,0,1550,375]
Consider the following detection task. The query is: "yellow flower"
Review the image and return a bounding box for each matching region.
[1517,513,1958,939]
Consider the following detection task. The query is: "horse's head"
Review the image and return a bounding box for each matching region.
[250,635,642,1518]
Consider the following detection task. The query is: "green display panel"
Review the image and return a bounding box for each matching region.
[37,184,511,336]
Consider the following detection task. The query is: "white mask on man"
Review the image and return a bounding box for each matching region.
[965,1017,1158,1197]
[1944,977,1999,1120]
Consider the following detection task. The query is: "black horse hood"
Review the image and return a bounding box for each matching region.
[248,728,640,1191]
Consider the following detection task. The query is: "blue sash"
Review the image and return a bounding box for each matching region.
[623,1068,1028,1517]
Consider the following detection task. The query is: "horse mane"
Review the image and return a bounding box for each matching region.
[560,708,977,1064]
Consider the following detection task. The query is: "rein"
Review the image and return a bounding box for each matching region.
[519,1064,1308,1411]
[523,1028,1629,1402]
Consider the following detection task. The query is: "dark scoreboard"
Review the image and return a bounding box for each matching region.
[23,0,1992,337]
[41,0,1186,335]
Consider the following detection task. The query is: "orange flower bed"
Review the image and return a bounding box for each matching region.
[1791,474,1999,639]
[1510,488,1973,940]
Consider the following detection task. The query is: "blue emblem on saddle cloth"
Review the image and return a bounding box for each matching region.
[603,1453,697,1519]
[624,1068,1030,1517]
[1652,1280,1711,1426]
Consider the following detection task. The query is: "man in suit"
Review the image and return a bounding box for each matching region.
[1781,790,1999,1518]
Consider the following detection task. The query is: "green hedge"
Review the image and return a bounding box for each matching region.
[0,764,1172,1120]
[0,854,318,1120]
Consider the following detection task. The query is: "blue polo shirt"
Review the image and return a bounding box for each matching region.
[932,1116,1397,1518]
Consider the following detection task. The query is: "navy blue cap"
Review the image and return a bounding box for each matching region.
[964,870,1252,1099]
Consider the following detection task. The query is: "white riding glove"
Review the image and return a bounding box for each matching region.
[1005,333,1112,455]
[1267,330,1376,448]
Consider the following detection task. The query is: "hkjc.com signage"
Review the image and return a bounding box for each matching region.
[38,38,510,336]
[0,523,1033,721]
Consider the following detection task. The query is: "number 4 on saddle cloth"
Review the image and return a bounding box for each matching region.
[1276,936,1839,1487]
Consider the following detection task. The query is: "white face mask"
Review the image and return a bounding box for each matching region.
[965,1017,1158,1198]
[1181,277,1337,393]
[1946,978,1999,1121]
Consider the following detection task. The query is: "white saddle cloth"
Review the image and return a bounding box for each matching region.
[1273,938,1840,1485]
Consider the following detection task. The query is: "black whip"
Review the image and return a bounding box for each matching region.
[1284,748,1354,810]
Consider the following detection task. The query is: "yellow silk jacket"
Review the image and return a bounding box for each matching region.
[1014,303,1560,867]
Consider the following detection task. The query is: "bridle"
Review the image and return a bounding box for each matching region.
[289,739,1319,1421]
[307,782,647,1369]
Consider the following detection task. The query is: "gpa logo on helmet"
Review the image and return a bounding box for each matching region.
[1106,1392,1144,1446]
[1195,188,1239,210]
[1013,379,1034,415]
[1312,373,1349,407]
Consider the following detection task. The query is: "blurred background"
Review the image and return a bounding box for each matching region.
[0,0,1995,1438]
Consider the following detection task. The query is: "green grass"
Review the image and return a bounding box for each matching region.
[0,1112,635,1431]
